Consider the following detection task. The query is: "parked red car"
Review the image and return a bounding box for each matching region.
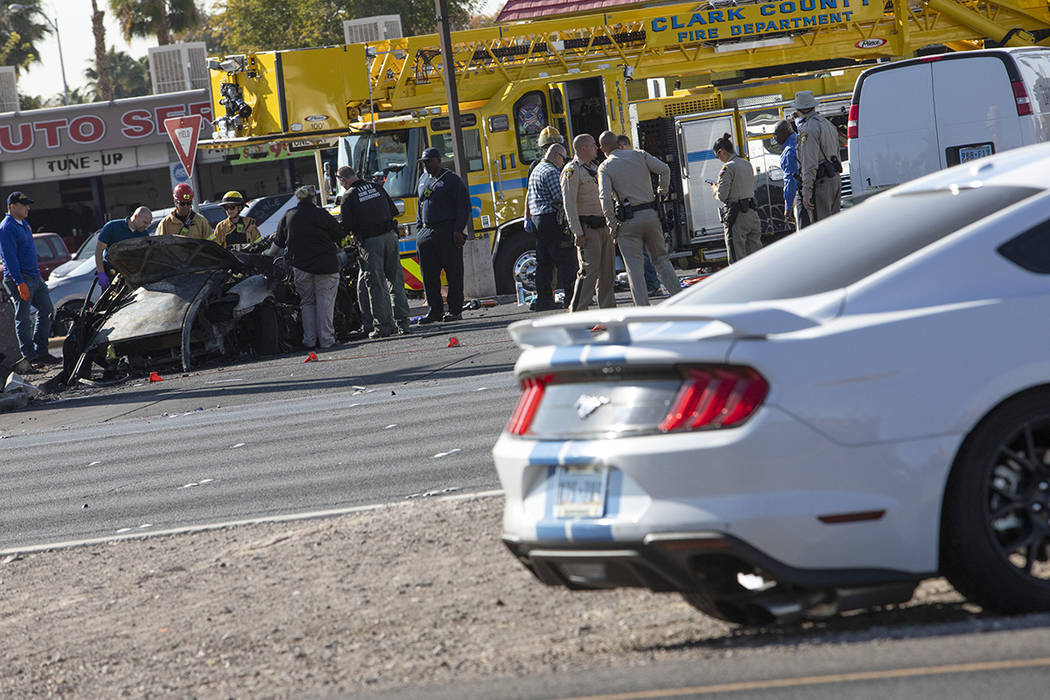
[0,232,71,281]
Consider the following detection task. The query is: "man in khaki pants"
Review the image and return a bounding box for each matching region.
[711,132,762,262]
[596,131,680,306]
[561,134,615,311]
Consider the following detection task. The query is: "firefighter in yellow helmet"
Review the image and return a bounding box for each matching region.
[211,190,261,251]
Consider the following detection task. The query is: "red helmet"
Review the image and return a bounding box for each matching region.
[173,183,194,202]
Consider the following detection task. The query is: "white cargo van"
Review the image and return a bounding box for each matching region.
[848,47,1050,197]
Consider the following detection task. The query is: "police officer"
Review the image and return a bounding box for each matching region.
[711,133,762,262]
[561,133,615,311]
[527,143,576,311]
[596,130,680,306]
[211,191,261,250]
[415,147,470,324]
[159,183,212,239]
[793,90,842,224]
[338,166,411,338]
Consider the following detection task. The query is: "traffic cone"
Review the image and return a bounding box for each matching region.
[148,371,163,382]
[304,351,318,363]
[446,337,460,348]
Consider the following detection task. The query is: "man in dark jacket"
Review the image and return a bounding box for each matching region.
[414,147,470,323]
[274,185,344,349]
[338,166,411,338]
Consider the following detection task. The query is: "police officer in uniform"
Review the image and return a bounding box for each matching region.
[338,166,411,338]
[415,147,470,323]
[561,133,615,311]
[159,183,212,239]
[711,133,762,262]
[793,90,842,224]
[211,191,261,250]
[596,130,680,307]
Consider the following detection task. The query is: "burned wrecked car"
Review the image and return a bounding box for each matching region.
[61,235,361,382]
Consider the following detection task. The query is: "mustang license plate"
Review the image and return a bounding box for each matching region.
[553,465,608,519]
[958,143,993,163]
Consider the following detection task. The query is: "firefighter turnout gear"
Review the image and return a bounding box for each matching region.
[212,215,261,250]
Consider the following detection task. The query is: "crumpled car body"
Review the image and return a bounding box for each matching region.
[61,236,361,380]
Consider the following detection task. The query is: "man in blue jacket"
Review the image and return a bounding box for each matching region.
[415,147,470,323]
[0,191,57,366]
[774,119,808,231]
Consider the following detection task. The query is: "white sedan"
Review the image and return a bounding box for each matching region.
[493,142,1050,625]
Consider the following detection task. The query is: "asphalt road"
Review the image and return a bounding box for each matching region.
[0,302,527,551]
[6,295,1050,700]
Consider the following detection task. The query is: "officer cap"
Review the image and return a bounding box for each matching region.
[419,147,442,163]
[791,90,819,111]
[7,191,33,206]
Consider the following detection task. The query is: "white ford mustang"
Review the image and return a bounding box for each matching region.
[493,142,1050,625]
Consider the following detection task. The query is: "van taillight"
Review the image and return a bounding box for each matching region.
[659,367,768,432]
[506,374,552,435]
[847,104,859,139]
[1012,81,1032,116]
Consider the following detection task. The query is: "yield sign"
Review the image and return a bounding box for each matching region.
[164,115,203,179]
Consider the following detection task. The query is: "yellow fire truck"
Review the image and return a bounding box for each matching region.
[203,0,1050,291]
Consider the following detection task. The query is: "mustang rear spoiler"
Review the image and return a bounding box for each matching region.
[508,307,819,348]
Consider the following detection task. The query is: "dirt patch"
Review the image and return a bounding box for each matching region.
[0,494,970,698]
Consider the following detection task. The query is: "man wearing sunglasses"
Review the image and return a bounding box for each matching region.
[158,183,212,239]
[211,191,260,250]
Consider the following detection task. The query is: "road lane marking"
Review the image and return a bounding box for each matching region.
[558,656,1050,700]
[1,489,504,555]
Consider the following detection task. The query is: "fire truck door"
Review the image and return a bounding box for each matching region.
[677,110,735,245]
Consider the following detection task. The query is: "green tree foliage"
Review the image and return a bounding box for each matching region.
[85,49,150,101]
[18,92,44,110]
[108,0,201,46]
[0,1,50,74]
[218,0,480,53]
[173,7,232,56]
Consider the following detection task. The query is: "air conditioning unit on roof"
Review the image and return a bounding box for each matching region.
[148,42,208,95]
[344,15,403,44]
[0,67,18,112]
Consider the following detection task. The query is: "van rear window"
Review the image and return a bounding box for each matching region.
[672,185,1039,304]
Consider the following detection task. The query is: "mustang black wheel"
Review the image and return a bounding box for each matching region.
[942,391,1050,613]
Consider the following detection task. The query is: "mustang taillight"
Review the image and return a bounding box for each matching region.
[506,374,552,436]
[659,367,768,432]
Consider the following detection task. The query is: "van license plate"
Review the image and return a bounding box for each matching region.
[959,144,993,163]
[553,465,608,519]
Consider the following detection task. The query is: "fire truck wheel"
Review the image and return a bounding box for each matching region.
[494,232,534,295]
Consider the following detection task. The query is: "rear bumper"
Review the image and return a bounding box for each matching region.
[502,530,923,594]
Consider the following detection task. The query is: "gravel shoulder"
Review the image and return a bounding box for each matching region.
[0,492,1026,698]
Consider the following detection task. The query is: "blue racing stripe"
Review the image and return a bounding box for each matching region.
[570,522,613,540]
[537,522,569,540]
[606,468,622,518]
[687,150,719,163]
[550,347,582,367]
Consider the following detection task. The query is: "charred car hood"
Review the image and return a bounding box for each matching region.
[107,236,244,288]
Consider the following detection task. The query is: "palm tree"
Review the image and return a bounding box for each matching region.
[108,0,200,46]
[0,0,51,74]
[91,0,114,100]
[85,49,150,101]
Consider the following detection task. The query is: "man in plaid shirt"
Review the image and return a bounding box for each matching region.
[527,143,577,311]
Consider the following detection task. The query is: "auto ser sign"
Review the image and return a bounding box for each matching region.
[648,0,884,44]
[0,92,213,158]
